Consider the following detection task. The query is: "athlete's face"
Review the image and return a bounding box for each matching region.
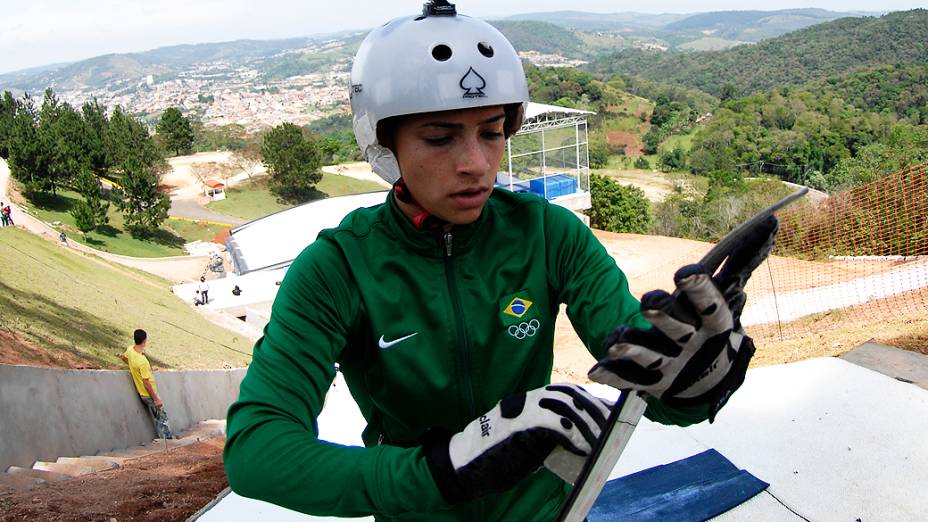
[393,105,506,225]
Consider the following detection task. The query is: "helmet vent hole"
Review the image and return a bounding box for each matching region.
[478,42,494,58]
[432,44,453,62]
[414,15,426,21]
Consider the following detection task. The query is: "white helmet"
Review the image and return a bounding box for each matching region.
[350,1,529,183]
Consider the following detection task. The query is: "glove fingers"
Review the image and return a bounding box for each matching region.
[674,268,732,332]
[641,311,696,346]
[605,325,683,359]
[540,385,610,454]
[640,290,698,341]
[544,384,611,429]
[589,353,663,393]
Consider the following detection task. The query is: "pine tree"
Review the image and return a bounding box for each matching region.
[71,168,110,231]
[157,107,194,156]
[116,157,170,236]
[261,123,322,203]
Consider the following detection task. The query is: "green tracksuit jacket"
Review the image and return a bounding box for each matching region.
[224,188,708,521]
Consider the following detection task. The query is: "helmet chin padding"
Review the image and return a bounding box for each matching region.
[349,8,530,184]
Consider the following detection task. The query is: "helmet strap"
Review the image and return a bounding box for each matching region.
[393,178,446,231]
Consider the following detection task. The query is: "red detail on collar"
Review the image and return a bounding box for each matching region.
[394,179,445,231]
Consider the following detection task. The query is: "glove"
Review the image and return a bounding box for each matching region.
[424,384,611,504]
[588,216,778,422]
[589,267,754,422]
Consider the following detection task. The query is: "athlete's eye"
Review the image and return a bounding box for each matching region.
[425,136,452,146]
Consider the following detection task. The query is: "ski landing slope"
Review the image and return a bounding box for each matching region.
[200,357,928,521]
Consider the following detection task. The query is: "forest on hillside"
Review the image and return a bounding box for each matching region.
[587,10,928,98]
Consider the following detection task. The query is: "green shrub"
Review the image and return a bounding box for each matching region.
[588,174,652,234]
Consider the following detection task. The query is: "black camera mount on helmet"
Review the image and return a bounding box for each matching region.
[423,0,456,17]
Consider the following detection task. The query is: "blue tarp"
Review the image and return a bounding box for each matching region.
[588,449,769,522]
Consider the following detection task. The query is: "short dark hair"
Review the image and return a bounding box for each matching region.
[134,329,147,345]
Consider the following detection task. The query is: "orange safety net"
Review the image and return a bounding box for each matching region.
[750,163,928,340]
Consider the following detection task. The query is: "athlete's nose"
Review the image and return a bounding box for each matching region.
[455,134,491,177]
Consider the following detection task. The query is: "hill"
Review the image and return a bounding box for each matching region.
[811,64,928,123]
[0,34,359,93]
[0,227,252,369]
[490,20,587,58]
[662,8,859,41]
[588,9,928,97]
[500,11,686,32]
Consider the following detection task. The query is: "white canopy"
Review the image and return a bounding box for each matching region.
[524,102,595,121]
[227,191,389,274]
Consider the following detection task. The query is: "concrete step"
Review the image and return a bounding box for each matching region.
[56,455,125,469]
[32,457,118,477]
[5,466,70,483]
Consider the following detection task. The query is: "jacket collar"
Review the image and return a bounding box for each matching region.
[384,190,488,258]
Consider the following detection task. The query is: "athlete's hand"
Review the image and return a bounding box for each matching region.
[589,266,755,422]
[589,216,777,422]
[425,384,610,503]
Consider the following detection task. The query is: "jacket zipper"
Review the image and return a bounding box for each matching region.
[443,232,477,422]
[444,231,484,522]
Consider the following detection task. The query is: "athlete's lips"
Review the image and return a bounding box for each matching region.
[449,186,490,209]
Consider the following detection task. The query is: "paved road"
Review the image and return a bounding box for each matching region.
[169,195,246,226]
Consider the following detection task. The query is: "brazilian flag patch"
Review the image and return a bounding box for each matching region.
[499,291,539,327]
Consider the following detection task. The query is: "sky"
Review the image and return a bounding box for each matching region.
[1,0,925,74]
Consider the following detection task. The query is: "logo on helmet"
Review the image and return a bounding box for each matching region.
[460,67,487,98]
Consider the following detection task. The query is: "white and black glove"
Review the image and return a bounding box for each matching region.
[589,216,778,422]
[424,384,611,504]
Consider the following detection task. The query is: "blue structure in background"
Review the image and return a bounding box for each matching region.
[497,173,578,200]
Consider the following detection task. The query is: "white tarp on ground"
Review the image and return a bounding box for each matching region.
[742,257,928,326]
[200,357,928,521]
[227,191,389,274]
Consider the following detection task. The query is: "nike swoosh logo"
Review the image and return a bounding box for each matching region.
[378,332,418,350]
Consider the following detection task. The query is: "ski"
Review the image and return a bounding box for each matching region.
[555,187,809,522]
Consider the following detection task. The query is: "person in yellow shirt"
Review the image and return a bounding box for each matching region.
[121,329,175,439]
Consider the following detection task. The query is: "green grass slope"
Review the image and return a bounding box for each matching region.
[207,173,386,221]
[0,227,252,369]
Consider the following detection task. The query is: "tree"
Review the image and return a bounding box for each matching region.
[116,157,170,236]
[588,136,610,169]
[106,106,163,172]
[658,148,687,172]
[71,201,98,234]
[81,98,110,175]
[7,95,48,194]
[262,123,322,202]
[588,174,652,234]
[71,168,109,231]
[42,103,89,194]
[157,107,194,156]
[0,91,17,159]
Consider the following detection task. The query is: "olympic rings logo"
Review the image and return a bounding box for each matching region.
[508,319,540,340]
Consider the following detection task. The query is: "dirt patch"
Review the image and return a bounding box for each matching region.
[606,131,644,157]
[0,329,95,369]
[0,439,227,522]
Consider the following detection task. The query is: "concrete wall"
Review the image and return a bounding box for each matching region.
[0,364,246,471]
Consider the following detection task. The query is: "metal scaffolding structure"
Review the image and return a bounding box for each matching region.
[500,103,594,202]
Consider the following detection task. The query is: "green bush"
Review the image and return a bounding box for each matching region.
[588,174,652,234]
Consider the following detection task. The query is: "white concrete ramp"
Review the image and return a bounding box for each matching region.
[200,357,928,521]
